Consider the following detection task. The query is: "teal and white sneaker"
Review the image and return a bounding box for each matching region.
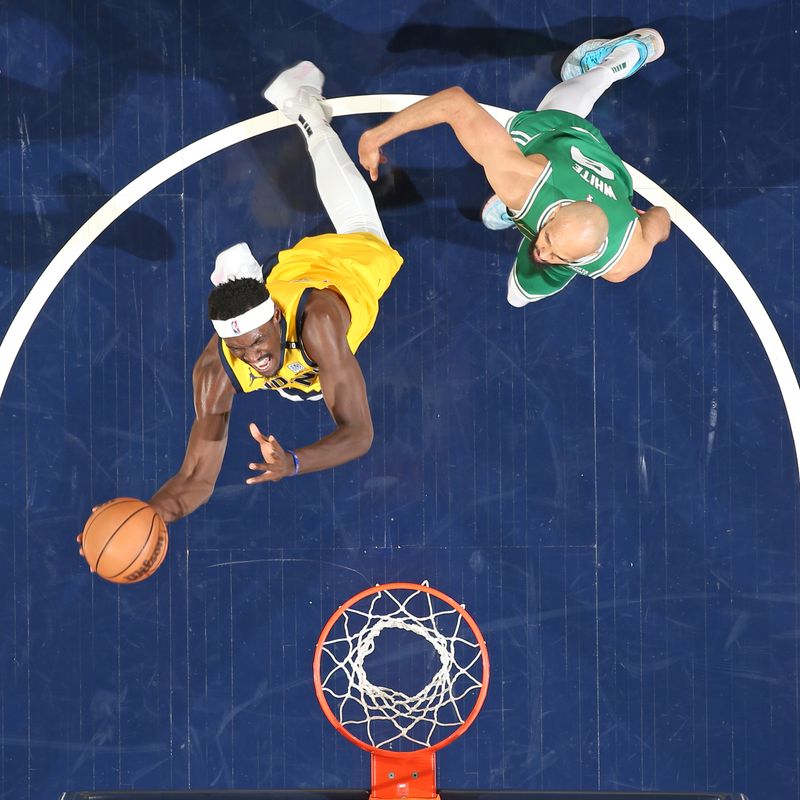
[263,61,330,123]
[481,194,515,231]
[560,28,665,82]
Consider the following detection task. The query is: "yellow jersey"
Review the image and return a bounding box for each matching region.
[217,232,403,401]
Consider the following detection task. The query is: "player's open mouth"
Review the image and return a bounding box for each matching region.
[253,356,272,373]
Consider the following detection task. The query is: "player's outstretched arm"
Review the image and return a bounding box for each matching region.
[602,206,672,283]
[149,337,235,523]
[358,86,540,210]
[246,290,373,484]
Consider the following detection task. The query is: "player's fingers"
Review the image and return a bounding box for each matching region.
[249,422,270,443]
[245,471,280,485]
[265,435,284,454]
[254,443,278,462]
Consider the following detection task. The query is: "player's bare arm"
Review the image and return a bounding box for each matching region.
[358,86,542,210]
[148,338,235,523]
[601,206,672,283]
[246,289,373,484]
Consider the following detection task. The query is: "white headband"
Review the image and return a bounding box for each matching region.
[211,298,276,338]
[210,242,275,338]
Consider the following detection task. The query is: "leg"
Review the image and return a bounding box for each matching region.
[536,69,619,118]
[539,27,665,118]
[263,63,388,243]
[304,118,388,243]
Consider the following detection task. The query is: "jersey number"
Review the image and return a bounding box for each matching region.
[570,146,615,180]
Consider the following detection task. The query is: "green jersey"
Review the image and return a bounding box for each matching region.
[505,109,638,298]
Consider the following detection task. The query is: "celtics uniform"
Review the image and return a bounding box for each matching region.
[218,232,403,401]
[505,109,638,301]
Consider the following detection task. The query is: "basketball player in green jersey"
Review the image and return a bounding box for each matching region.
[358,28,672,305]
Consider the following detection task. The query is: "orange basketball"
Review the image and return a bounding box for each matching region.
[81,498,168,583]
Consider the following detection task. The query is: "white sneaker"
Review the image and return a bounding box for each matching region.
[560,28,665,82]
[262,61,330,123]
[481,194,515,231]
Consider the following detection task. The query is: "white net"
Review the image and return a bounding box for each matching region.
[317,583,486,751]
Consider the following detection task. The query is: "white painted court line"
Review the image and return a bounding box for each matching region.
[623,164,800,483]
[1,94,798,478]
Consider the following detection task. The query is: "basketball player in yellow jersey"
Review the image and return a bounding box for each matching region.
[147,62,404,524]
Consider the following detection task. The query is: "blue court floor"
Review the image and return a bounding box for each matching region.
[1,2,798,800]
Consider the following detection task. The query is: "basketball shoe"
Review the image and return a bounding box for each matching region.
[263,60,331,124]
[481,194,515,231]
[560,28,665,82]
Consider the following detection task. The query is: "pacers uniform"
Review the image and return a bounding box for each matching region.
[218,232,403,401]
[505,109,638,301]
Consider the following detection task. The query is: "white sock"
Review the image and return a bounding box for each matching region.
[295,105,388,243]
[537,43,641,118]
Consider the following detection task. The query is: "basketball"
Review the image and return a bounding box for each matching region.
[80,498,168,584]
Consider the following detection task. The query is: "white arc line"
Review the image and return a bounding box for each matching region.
[625,166,800,485]
[0,94,798,479]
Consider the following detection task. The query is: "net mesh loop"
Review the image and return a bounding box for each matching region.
[317,583,485,750]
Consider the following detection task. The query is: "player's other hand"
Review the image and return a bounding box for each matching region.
[358,130,388,182]
[246,423,295,483]
[76,505,100,557]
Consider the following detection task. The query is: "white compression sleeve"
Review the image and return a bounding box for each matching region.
[296,108,388,242]
[536,68,616,118]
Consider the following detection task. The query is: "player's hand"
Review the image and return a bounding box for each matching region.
[76,505,99,558]
[358,130,388,182]
[246,423,296,483]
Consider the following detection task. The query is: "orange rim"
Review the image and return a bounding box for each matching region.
[313,581,490,755]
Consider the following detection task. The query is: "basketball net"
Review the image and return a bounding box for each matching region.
[314,582,490,800]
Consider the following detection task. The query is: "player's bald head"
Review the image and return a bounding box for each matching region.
[549,201,609,258]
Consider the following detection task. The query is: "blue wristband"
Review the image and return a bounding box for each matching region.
[286,449,300,476]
